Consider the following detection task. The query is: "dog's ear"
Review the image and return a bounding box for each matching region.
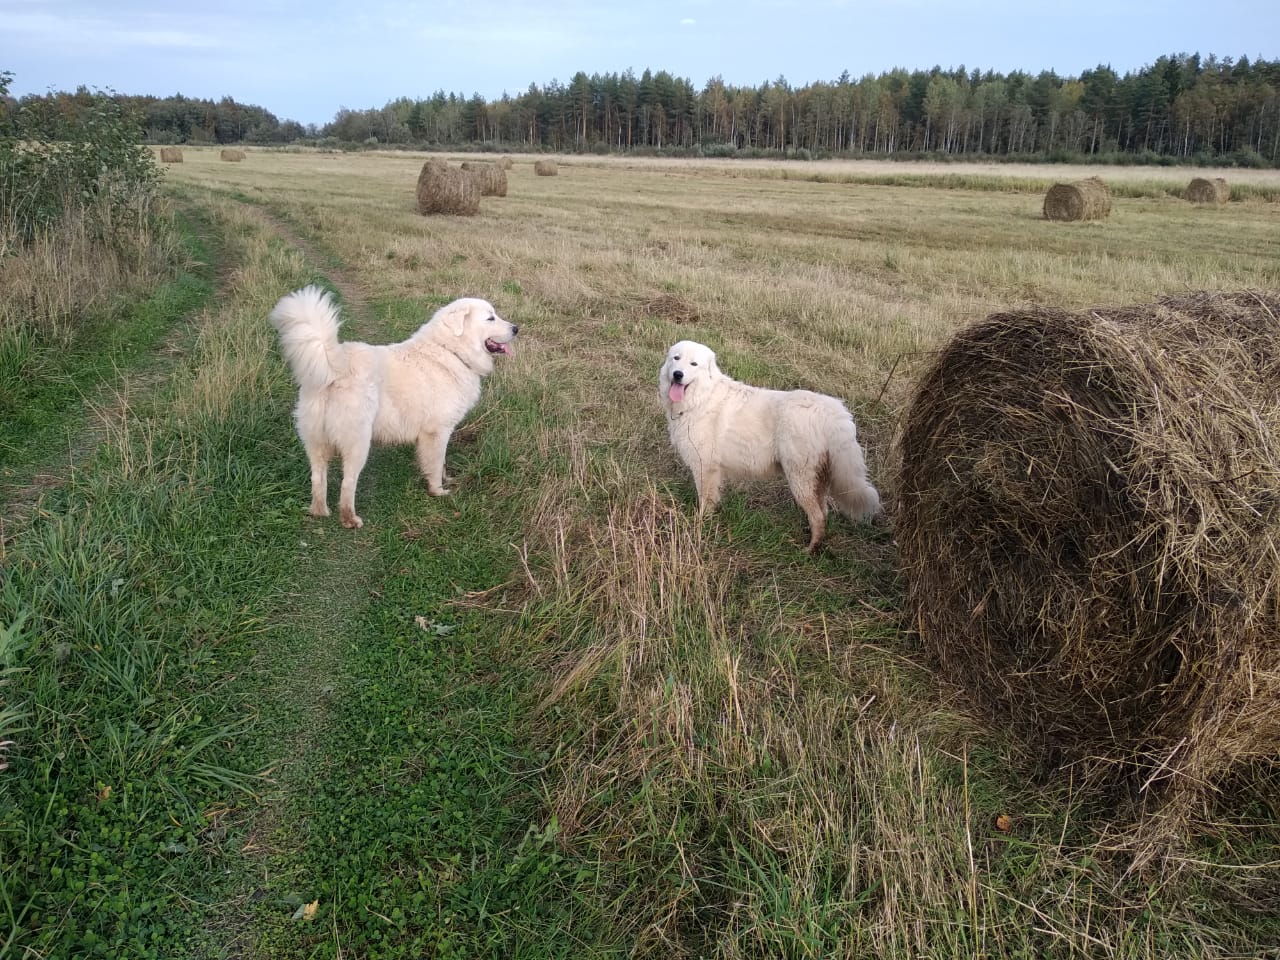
[440,301,469,337]
[707,349,721,375]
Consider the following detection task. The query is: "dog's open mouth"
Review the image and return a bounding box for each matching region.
[668,382,686,403]
[485,338,513,355]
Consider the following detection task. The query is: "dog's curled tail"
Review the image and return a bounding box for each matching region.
[269,285,346,390]
[829,421,882,521]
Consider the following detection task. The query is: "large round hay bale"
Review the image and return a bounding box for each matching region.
[895,291,1280,802]
[534,159,558,177]
[1184,176,1230,204]
[159,147,183,163]
[1042,176,1111,221]
[219,148,246,162]
[415,159,480,215]
[498,155,514,170]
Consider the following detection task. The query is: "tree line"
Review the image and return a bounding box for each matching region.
[7,53,1279,166]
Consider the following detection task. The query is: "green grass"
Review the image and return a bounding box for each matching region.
[236,447,614,959]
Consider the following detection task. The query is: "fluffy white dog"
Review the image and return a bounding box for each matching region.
[659,339,880,551]
[269,286,518,529]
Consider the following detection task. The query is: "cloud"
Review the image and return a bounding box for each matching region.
[3,9,220,51]
[107,28,218,49]
[680,17,696,25]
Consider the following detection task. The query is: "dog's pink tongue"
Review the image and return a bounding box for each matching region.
[499,341,512,355]
[668,382,685,403]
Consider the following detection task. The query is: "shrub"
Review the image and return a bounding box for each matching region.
[0,74,173,336]
[0,77,160,253]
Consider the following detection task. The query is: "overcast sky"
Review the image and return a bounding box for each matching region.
[4,0,1276,126]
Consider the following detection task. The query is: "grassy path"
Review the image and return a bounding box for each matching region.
[201,198,612,958]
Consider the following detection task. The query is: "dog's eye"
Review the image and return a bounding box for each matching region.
[672,356,680,361]
[690,361,698,366]
[486,315,496,323]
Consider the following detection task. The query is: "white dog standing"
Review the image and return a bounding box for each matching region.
[659,339,880,551]
[270,286,518,529]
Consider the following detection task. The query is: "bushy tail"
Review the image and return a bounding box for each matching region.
[829,420,881,520]
[268,285,346,390]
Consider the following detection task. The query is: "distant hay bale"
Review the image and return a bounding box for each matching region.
[415,159,480,216]
[459,160,506,195]
[534,159,558,177]
[219,148,246,162]
[1184,176,1230,204]
[159,147,183,163]
[895,291,1280,813]
[1042,176,1112,221]
[499,156,514,170]
[467,162,507,197]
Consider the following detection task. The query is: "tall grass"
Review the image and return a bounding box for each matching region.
[0,185,182,335]
[512,445,1277,958]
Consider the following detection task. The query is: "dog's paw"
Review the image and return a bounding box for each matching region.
[308,506,330,518]
[340,511,364,529]
[429,487,452,497]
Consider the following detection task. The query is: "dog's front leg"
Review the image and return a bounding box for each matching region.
[416,429,453,496]
[695,467,722,513]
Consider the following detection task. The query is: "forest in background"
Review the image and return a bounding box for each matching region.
[5,52,1279,166]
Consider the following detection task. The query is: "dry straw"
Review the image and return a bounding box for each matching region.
[219,148,246,162]
[415,158,480,215]
[159,147,183,163]
[1184,176,1230,204]
[895,290,1280,820]
[498,156,514,170]
[534,159,559,177]
[1042,176,1112,221]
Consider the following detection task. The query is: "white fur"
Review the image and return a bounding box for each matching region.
[658,339,880,551]
[269,286,517,528]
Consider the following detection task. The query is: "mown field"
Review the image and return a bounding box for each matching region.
[2,147,1279,959]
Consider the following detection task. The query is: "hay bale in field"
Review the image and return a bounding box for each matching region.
[159,147,183,163]
[499,156,514,170]
[459,160,506,195]
[1042,176,1111,221]
[534,159,558,177]
[895,290,1280,810]
[1184,176,1230,204]
[415,159,480,215]
[471,162,508,197]
[219,148,246,162]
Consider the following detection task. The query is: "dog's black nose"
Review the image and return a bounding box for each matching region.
[671,369,684,382]
[511,324,519,335]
